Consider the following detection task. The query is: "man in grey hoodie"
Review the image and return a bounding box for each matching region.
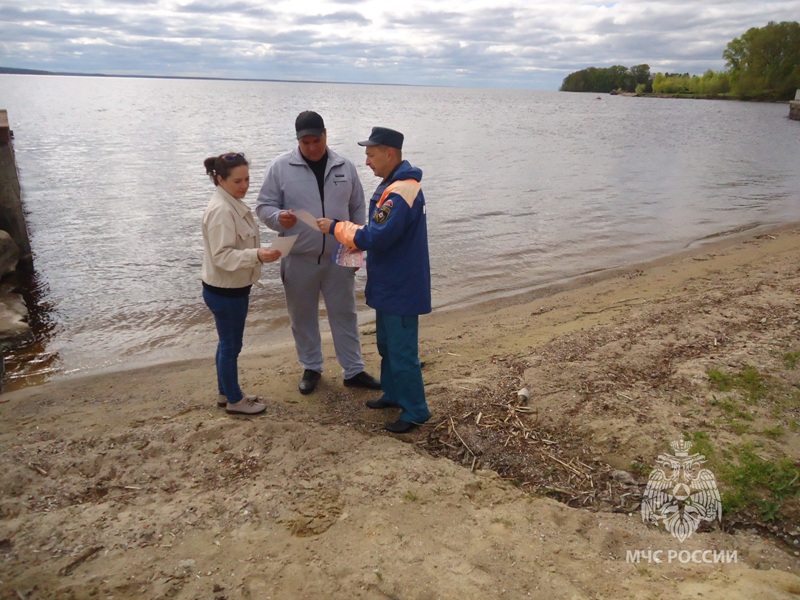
[256,111,381,395]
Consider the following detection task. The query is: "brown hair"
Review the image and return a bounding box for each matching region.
[204,152,249,186]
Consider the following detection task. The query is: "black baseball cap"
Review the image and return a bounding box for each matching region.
[295,111,325,139]
[358,126,404,150]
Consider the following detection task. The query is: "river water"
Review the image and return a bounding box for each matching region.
[1,75,799,389]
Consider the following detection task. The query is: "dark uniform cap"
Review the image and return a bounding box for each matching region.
[358,126,404,150]
[295,111,325,139]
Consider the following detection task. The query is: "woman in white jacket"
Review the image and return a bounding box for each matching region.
[201,152,280,415]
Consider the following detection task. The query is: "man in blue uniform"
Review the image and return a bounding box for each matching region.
[317,127,431,433]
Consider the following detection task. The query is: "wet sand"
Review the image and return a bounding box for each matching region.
[1,223,799,599]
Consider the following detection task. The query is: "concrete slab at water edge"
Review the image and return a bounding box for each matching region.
[789,89,800,121]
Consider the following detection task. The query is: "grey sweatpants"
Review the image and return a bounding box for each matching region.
[280,254,365,378]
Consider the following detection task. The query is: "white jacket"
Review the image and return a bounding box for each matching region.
[201,186,261,289]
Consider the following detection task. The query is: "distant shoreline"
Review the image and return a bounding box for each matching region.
[0,66,418,88]
[584,89,791,103]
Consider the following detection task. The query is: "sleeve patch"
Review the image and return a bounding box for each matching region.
[373,205,391,224]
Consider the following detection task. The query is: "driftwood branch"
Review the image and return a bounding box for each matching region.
[26,463,47,476]
[449,417,474,457]
[58,545,104,576]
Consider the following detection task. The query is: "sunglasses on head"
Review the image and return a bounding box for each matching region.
[221,152,246,162]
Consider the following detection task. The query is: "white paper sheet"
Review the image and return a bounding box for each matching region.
[270,234,298,256]
[293,209,319,230]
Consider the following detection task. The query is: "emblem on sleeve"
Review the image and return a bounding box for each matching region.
[373,205,391,224]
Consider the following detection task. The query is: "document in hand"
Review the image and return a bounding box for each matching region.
[270,234,298,256]
[292,209,319,230]
[332,242,365,268]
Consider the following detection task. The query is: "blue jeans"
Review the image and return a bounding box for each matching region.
[203,288,249,404]
[376,311,430,423]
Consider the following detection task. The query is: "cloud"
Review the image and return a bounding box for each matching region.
[1,0,798,89]
[179,1,275,16]
[293,11,371,26]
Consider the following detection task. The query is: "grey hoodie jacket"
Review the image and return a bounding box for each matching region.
[255,146,366,262]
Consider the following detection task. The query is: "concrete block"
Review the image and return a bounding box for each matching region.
[0,230,19,278]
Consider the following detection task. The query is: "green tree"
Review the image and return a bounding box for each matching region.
[697,69,731,95]
[724,21,800,99]
[629,64,652,92]
[560,21,798,100]
[560,64,651,93]
[652,72,689,94]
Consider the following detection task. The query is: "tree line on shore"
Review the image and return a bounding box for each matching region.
[560,21,800,100]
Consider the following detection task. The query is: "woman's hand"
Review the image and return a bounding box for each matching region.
[317,218,333,233]
[257,248,281,263]
[278,210,298,228]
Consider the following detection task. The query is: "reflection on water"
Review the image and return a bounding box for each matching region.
[1,76,799,390]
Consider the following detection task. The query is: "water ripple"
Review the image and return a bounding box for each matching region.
[1,76,799,386]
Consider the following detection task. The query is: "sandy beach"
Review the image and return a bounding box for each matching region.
[1,223,799,599]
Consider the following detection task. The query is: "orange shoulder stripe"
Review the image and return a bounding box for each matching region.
[379,179,421,209]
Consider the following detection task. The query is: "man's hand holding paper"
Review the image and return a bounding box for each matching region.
[292,209,319,230]
[277,210,298,229]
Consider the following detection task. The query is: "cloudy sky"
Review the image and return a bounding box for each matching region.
[1,0,799,90]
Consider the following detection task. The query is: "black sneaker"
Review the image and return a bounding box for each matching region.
[344,371,381,390]
[365,398,399,409]
[384,419,419,434]
[299,369,321,395]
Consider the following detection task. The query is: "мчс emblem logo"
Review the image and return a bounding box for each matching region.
[641,440,722,542]
[373,204,392,224]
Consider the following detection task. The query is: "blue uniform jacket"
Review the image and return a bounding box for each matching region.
[333,160,431,316]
